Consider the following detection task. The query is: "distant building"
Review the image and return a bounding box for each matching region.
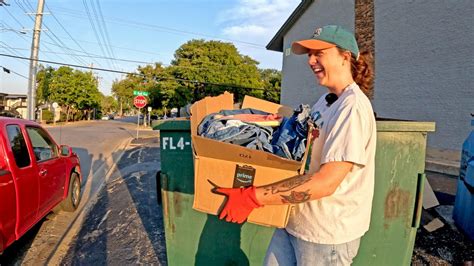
[267,0,473,151]
[0,93,27,118]
[0,93,6,110]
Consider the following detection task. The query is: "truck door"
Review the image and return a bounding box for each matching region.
[0,136,17,252]
[5,124,39,237]
[25,126,65,215]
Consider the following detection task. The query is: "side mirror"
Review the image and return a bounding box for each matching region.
[60,145,73,157]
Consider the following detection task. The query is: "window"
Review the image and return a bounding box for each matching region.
[26,127,59,162]
[6,125,31,168]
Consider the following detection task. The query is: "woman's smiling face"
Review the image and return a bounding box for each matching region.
[307,47,349,89]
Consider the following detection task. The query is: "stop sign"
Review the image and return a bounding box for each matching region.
[133,95,147,108]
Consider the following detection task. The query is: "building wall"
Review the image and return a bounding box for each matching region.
[373,0,474,150]
[280,0,473,150]
[281,0,355,108]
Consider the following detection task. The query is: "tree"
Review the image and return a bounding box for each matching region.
[101,95,118,114]
[74,71,101,120]
[36,65,55,104]
[171,39,264,102]
[48,66,101,122]
[260,68,282,103]
[112,77,134,116]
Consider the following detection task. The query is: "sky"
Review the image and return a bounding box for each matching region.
[0,0,300,96]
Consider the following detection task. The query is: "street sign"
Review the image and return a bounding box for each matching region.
[134,95,147,108]
[133,90,149,96]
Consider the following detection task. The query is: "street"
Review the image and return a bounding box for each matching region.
[61,137,165,265]
[0,117,158,265]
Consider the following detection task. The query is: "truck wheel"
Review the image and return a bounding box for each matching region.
[61,172,81,212]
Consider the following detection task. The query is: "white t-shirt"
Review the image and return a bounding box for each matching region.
[285,82,376,244]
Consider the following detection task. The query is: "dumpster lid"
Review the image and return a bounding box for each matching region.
[376,118,435,132]
[153,119,190,131]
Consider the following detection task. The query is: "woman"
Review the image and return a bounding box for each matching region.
[215,25,376,265]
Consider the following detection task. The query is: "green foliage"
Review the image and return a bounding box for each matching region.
[259,68,281,103]
[101,95,118,114]
[41,109,53,122]
[36,65,55,104]
[38,40,281,118]
[171,39,264,102]
[39,66,101,121]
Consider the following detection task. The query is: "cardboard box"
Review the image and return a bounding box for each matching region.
[190,92,312,228]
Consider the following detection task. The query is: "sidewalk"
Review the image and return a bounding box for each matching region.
[425,147,461,177]
[41,120,98,128]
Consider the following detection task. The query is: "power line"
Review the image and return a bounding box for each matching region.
[0,65,28,79]
[2,3,26,28]
[44,1,103,68]
[3,46,155,64]
[16,0,89,66]
[91,0,116,68]
[82,0,112,68]
[48,6,267,50]
[0,53,265,91]
[0,41,30,66]
[2,20,78,64]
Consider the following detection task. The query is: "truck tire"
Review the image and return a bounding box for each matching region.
[61,172,81,212]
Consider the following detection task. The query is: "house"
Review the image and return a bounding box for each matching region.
[0,93,27,118]
[266,0,473,153]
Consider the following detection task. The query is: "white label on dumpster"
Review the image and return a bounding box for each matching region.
[162,137,191,150]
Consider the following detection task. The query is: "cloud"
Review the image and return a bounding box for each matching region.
[222,24,266,38]
[218,0,299,42]
[217,0,300,69]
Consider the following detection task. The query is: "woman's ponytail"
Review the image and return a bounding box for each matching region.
[351,51,374,99]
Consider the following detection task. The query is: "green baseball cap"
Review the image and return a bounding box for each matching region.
[291,25,360,59]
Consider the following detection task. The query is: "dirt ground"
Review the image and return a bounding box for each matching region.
[412,172,474,265]
[412,209,474,265]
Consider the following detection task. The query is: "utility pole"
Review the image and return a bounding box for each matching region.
[26,0,45,121]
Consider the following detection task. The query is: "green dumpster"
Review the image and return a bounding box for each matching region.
[353,119,435,265]
[155,119,435,266]
[155,120,275,266]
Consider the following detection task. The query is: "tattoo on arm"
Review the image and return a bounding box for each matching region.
[265,175,312,194]
[280,190,311,204]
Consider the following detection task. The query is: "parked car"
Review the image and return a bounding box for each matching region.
[0,117,82,254]
[101,115,110,120]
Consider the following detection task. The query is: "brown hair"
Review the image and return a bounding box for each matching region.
[351,50,374,99]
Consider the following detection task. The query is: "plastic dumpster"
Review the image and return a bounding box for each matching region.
[155,120,275,266]
[453,118,474,240]
[155,118,435,266]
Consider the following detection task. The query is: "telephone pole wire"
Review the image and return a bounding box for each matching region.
[27,0,45,120]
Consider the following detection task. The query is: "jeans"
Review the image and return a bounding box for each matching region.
[263,229,361,266]
[198,108,270,135]
[271,105,315,161]
[200,116,274,153]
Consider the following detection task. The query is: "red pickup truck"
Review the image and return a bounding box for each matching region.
[0,118,82,254]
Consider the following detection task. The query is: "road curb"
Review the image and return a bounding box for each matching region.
[426,160,460,177]
[45,137,133,264]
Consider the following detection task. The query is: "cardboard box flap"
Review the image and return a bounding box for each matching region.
[190,92,234,136]
[192,135,302,171]
[242,95,294,117]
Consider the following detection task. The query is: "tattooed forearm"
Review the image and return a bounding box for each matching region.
[264,175,312,195]
[280,190,311,204]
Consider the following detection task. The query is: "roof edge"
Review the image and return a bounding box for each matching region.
[266,0,314,52]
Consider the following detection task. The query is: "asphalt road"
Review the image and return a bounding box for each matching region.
[61,137,165,265]
[0,117,158,265]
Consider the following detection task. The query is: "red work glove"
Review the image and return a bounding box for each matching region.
[214,186,262,224]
